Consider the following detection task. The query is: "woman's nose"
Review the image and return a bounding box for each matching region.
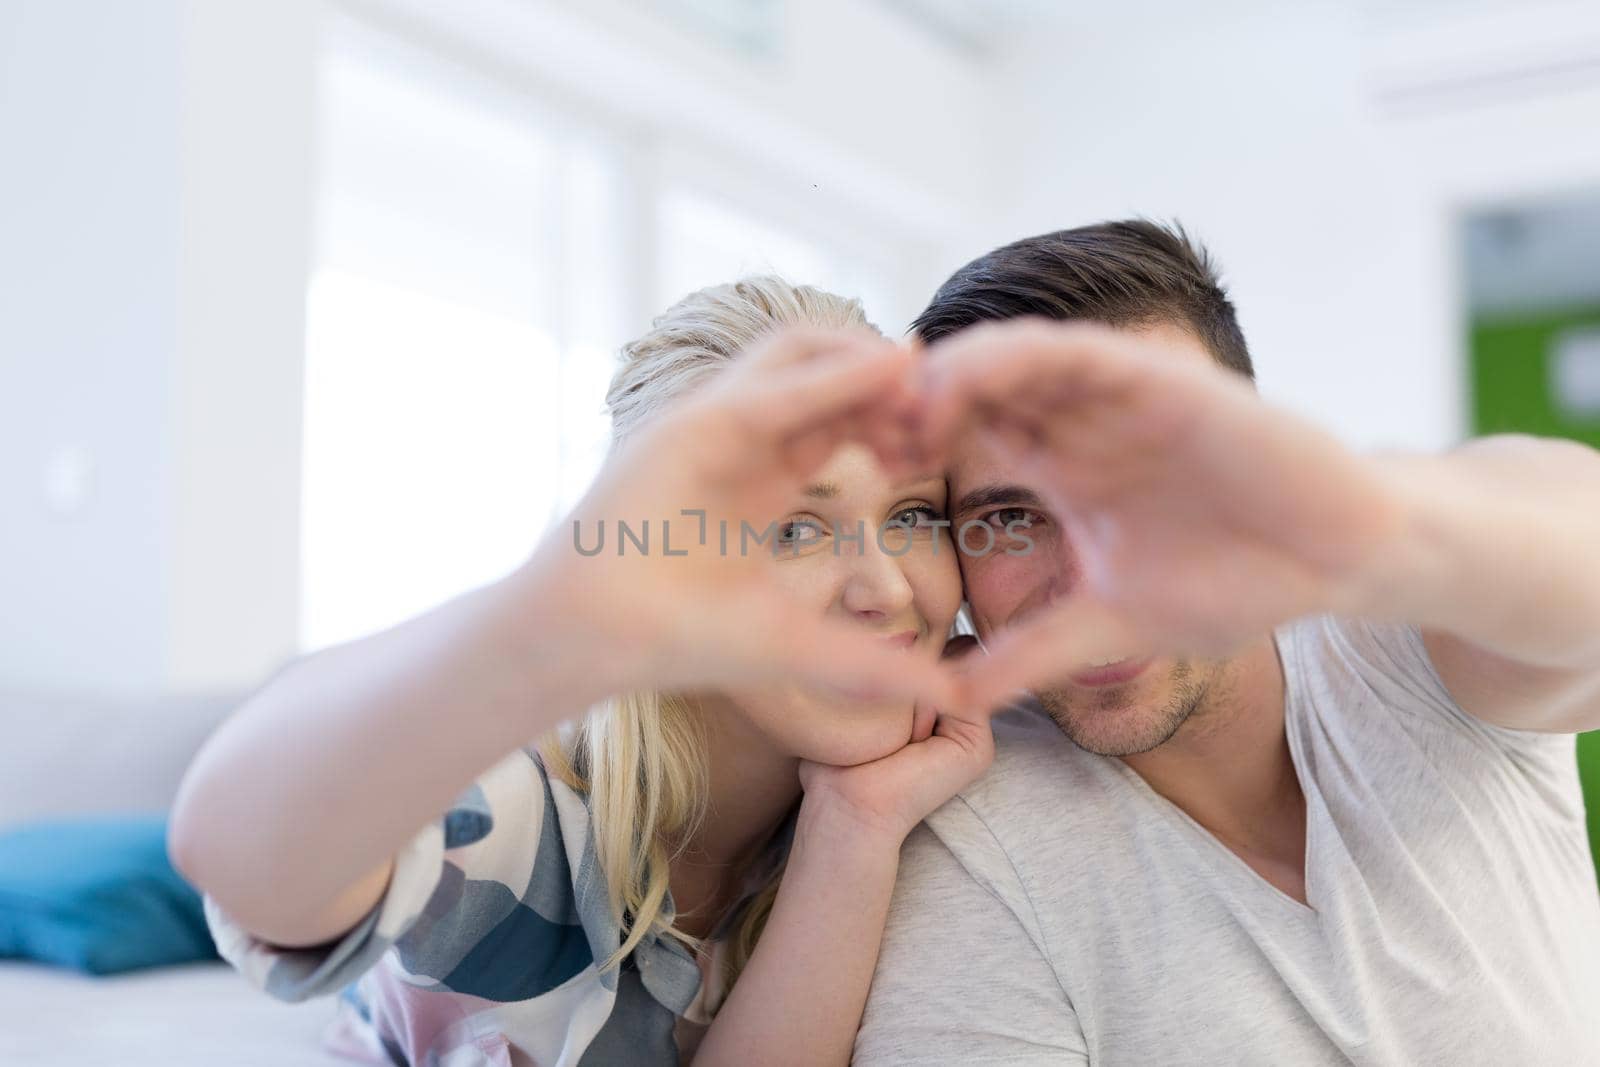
[838,531,917,620]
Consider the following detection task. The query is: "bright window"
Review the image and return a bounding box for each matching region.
[300,14,925,651]
[300,22,616,650]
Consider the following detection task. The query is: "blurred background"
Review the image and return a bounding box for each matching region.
[4,0,1600,698]
[3,0,1600,1057]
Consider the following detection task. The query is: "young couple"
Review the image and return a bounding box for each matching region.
[172,221,1600,1065]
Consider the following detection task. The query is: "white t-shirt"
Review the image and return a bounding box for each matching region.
[856,616,1600,1065]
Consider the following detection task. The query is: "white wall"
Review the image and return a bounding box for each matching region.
[0,0,314,695]
[168,0,315,691]
[0,1,182,693]
[991,0,1600,450]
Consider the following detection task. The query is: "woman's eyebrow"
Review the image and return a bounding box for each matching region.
[804,481,841,500]
[954,484,1046,516]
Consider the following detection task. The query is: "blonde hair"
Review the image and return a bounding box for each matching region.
[542,276,876,995]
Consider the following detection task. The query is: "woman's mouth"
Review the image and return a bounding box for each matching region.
[878,630,919,651]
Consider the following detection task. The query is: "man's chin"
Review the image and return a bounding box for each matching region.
[1040,701,1180,756]
[1036,660,1202,757]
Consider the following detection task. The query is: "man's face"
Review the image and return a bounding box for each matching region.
[947,322,1224,756]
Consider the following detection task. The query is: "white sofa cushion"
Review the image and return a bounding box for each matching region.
[0,960,348,1066]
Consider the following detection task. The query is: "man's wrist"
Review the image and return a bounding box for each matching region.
[1337,454,1467,627]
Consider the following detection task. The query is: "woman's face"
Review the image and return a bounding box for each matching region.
[709,443,962,767]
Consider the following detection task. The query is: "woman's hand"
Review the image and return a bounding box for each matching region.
[523,328,958,710]
[796,636,994,846]
[697,637,994,1067]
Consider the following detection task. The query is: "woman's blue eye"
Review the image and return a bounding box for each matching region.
[891,504,942,527]
[777,519,825,545]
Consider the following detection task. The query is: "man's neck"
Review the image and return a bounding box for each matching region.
[1119,636,1306,897]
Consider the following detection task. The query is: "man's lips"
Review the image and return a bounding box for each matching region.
[1068,656,1152,687]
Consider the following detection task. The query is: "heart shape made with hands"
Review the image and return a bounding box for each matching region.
[767,317,1408,713]
[575,317,1407,716]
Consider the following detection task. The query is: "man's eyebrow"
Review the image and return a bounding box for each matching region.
[954,484,1046,515]
[804,482,840,500]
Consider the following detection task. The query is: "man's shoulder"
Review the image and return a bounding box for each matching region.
[913,703,1129,877]
[957,701,1119,813]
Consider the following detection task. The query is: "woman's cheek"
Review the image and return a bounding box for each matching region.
[767,547,846,610]
[904,538,962,636]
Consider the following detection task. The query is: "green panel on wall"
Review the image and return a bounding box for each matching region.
[1581,734,1600,873]
[1471,306,1600,447]
[1470,305,1600,878]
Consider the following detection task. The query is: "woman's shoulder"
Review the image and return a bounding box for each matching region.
[204,743,604,1010]
[383,745,606,997]
[435,744,595,885]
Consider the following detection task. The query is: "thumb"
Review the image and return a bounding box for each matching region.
[908,634,982,743]
[957,598,1142,713]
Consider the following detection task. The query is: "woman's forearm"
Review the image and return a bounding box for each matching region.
[693,802,904,1067]
[168,550,615,947]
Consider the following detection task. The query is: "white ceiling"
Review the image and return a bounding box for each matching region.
[873,0,1068,56]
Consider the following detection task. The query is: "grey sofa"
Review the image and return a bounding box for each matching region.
[0,687,350,1065]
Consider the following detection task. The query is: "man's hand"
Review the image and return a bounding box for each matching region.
[916,319,1411,710]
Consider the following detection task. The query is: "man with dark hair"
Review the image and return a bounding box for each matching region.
[854,220,1600,1063]
[914,219,1254,379]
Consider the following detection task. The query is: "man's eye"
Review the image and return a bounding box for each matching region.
[986,507,1038,528]
[890,504,942,527]
[777,519,825,545]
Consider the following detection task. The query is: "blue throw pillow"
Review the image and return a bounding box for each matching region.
[0,815,219,974]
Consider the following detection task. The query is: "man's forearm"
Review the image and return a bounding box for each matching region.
[1354,435,1600,671]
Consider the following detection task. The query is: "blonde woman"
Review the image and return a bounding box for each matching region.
[171,278,993,1066]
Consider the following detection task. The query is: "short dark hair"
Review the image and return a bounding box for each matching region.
[913,219,1254,380]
